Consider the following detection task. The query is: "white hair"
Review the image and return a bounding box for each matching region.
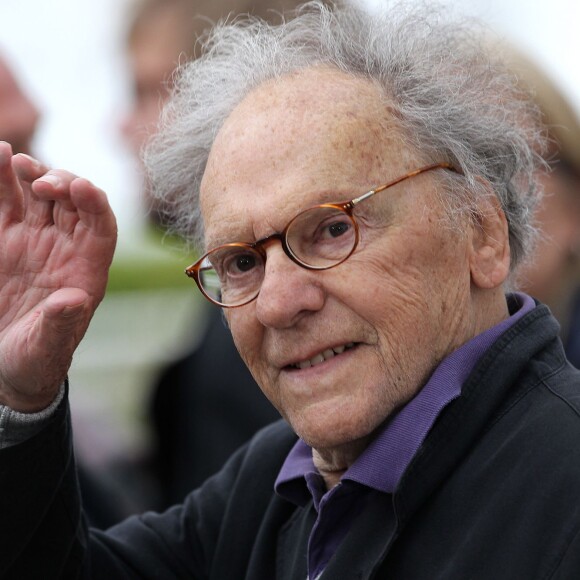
[144,0,547,276]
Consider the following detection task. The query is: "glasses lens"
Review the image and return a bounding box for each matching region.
[199,245,264,306]
[286,205,357,268]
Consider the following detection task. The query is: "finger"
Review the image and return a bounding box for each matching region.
[30,170,82,230]
[69,177,117,238]
[11,152,50,183]
[33,170,116,238]
[12,153,53,225]
[10,153,53,227]
[0,141,24,222]
[32,169,79,210]
[52,199,80,235]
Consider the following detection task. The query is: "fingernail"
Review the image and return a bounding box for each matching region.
[37,174,61,187]
[16,153,41,169]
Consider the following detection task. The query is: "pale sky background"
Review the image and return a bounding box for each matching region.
[1,0,579,246]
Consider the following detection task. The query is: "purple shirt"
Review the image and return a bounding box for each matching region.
[275,293,535,579]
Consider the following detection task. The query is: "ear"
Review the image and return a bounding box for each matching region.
[469,189,511,290]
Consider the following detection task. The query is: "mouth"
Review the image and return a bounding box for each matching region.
[287,342,356,370]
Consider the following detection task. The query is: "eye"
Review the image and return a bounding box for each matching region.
[326,220,351,238]
[314,215,353,243]
[197,244,264,306]
[218,248,264,281]
[232,252,257,273]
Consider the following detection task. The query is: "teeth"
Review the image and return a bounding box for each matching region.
[292,343,355,369]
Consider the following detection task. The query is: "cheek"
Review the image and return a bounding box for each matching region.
[357,241,439,311]
[228,312,255,358]
[228,309,269,383]
[358,231,470,343]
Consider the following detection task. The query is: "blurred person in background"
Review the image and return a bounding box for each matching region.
[121,0,327,222]
[120,0,330,508]
[506,49,580,367]
[0,51,136,529]
[0,54,39,155]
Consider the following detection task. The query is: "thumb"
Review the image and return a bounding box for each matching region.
[41,288,92,332]
[0,289,93,411]
[34,288,93,348]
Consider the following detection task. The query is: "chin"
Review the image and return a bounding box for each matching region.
[290,411,382,452]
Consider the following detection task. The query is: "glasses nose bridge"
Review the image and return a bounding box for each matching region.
[255,231,304,269]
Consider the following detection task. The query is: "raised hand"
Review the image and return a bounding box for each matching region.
[0,141,117,412]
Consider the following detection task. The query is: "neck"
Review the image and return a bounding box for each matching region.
[470,286,511,336]
[312,436,372,490]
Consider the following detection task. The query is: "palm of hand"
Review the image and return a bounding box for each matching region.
[0,143,117,410]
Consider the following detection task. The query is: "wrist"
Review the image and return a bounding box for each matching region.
[0,383,66,449]
[0,383,64,414]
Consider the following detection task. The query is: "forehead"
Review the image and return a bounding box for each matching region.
[129,11,189,84]
[200,67,418,247]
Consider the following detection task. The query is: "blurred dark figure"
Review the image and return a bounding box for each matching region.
[151,309,280,503]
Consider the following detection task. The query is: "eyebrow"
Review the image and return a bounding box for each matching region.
[203,168,429,252]
[203,190,330,248]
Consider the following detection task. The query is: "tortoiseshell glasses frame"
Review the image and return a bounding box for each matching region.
[185,162,458,308]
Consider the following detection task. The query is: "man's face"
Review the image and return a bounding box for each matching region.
[200,68,477,452]
[0,57,40,155]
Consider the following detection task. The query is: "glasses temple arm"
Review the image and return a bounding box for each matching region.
[350,162,460,207]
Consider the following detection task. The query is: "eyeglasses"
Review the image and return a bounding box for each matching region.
[186,162,457,307]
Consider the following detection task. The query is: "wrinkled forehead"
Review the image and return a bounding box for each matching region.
[199,67,419,249]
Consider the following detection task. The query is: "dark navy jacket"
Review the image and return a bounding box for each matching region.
[2,303,580,579]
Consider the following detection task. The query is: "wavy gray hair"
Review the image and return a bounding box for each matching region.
[144,0,546,276]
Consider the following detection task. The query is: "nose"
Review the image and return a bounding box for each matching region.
[255,244,325,329]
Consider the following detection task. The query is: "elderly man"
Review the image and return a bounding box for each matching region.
[1,2,579,578]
